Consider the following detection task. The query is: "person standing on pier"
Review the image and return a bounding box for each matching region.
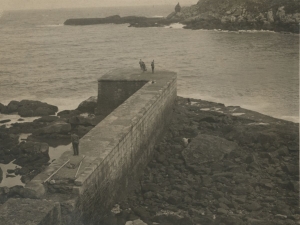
[71,132,80,156]
[151,60,155,73]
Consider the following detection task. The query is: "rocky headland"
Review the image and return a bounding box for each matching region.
[64,0,300,33]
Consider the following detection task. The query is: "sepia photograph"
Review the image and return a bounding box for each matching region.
[0,0,299,224]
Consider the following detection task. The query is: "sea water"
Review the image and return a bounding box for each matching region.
[0,6,298,122]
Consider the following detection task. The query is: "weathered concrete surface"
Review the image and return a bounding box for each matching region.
[0,198,61,225]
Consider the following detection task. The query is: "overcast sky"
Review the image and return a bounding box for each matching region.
[1,0,197,10]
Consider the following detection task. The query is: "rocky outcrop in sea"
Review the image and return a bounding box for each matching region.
[168,0,300,33]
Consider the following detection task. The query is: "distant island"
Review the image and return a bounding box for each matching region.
[64,0,300,33]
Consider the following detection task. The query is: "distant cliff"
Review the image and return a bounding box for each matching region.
[64,0,299,33]
[167,0,300,33]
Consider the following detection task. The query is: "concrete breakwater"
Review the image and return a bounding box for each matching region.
[0,68,177,224]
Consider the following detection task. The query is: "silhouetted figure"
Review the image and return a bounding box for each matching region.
[151,60,155,73]
[187,98,191,105]
[71,133,79,156]
[175,3,181,13]
[139,59,143,70]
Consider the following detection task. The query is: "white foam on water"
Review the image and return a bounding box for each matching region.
[248,122,270,126]
[200,108,210,111]
[232,113,245,116]
[164,23,184,29]
[36,24,64,28]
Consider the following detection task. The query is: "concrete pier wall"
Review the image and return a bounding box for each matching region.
[75,69,177,222]
[0,68,177,225]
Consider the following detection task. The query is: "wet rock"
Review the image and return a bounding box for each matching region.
[0,167,2,183]
[15,167,30,176]
[33,116,59,123]
[244,201,262,211]
[282,164,299,176]
[3,100,58,117]
[34,121,71,135]
[6,169,15,174]
[57,109,81,118]
[0,119,11,124]
[132,207,151,221]
[0,103,5,113]
[8,185,28,198]
[182,134,238,174]
[77,96,97,113]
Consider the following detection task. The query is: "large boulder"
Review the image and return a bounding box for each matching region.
[76,96,97,113]
[0,103,5,113]
[33,116,59,123]
[182,134,238,174]
[1,100,58,117]
[34,121,71,135]
[18,100,58,117]
[68,115,98,126]
[57,109,81,119]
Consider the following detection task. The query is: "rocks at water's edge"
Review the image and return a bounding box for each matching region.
[76,96,97,113]
[168,0,300,33]
[0,97,106,199]
[63,0,300,33]
[0,100,58,117]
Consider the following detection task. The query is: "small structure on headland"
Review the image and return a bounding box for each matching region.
[175,2,181,13]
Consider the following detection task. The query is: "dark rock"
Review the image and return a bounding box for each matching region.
[244,201,262,211]
[8,185,24,197]
[57,109,81,118]
[76,96,97,113]
[15,167,30,176]
[217,208,228,215]
[282,164,299,176]
[132,207,150,221]
[6,169,15,174]
[0,119,11,124]
[277,146,289,156]
[0,103,5,113]
[182,134,238,174]
[6,100,20,113]
[0,167,2,183]
[34,121,71,135]
[34,116,59,123]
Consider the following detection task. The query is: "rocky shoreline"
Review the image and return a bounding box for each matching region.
[64,1,300,34]
[0,97,104,202]
[0,96,298,225]
[100,97,299,225]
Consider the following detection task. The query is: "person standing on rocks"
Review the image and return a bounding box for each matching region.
[151,60,155,73]
[71,132,79,156]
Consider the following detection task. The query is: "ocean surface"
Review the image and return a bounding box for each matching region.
[0,6,299,123]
